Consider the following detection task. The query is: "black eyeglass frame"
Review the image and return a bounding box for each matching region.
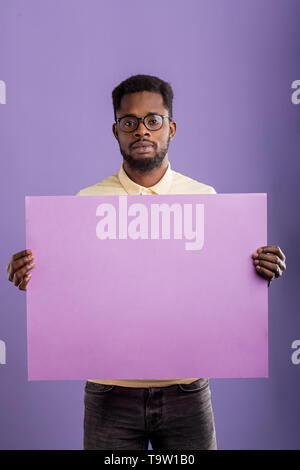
[115,113,172,132]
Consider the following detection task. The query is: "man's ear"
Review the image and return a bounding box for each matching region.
[169,120,176,141]
[112,123,119,140]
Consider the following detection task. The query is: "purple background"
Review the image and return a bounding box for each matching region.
[0,0,299,450]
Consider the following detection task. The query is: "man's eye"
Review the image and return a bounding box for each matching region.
[124,121,135,126]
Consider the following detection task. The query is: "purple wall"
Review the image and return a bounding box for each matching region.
[0,0,299,449]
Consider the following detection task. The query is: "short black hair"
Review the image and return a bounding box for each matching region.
[112,74,174,121]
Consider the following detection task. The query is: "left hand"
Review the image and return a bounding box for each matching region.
[252,245,286,286]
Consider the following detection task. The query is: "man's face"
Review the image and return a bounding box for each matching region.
[112,91,176,173]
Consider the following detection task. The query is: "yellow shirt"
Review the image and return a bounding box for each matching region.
[77,160,216,387]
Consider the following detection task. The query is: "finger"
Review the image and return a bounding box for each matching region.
[254,253,286,271]
[18,273,32,291]
[7,250,33,275]
[11,254,35,273]
[12,262,35,286]
[8,255,35,282]
[254,259,282,277]
[255,265,276,281]
[11,249,33,262]
[257,246,285,261]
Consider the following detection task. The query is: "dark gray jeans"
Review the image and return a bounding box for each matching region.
[83,378,217,450]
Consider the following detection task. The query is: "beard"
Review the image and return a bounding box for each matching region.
[119,136,170,173]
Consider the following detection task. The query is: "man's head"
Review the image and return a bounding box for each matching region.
[112,75,176,173]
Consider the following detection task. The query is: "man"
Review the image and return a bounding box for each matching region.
[6,74,286,450]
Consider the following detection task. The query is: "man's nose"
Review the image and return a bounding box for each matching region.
[134,120,150,136]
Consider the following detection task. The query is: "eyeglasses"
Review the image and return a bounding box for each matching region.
[116,113,171,133]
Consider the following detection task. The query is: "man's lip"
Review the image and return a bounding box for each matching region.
[132,142,154,149]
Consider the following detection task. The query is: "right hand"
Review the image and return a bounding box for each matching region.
[6,249,35,291]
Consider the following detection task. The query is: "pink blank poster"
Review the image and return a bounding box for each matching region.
[25,193,268,380]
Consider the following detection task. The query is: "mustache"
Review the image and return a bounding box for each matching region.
[131,140,156,149]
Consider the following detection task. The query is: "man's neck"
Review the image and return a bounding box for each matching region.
[122,157,169,188]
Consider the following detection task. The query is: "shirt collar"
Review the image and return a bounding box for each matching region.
[118,161,173,195]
